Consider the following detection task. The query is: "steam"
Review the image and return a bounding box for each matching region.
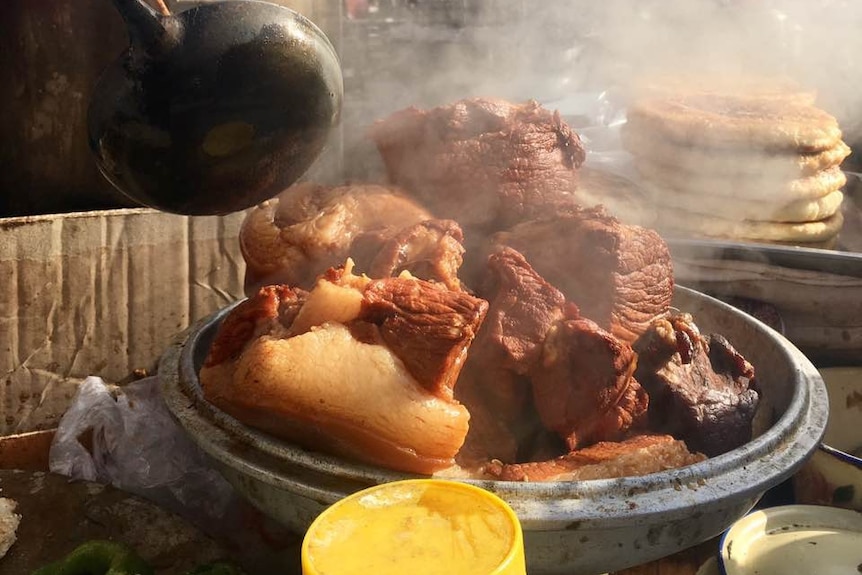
[344,0,862,138]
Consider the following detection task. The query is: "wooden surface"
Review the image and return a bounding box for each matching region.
[0,0,137,217]
[611,540,717,575]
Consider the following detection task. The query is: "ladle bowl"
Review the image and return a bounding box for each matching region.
[88,0,343,215]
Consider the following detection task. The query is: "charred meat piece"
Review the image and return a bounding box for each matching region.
[486,434,706,482]
[370,98,586,231]
[490,207,674,343]
[532,318,649,451]
[367,219,466,291]
[240,183,431,294]
[633,312,759,457]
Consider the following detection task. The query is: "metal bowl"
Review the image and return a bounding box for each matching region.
[159,286,828,575]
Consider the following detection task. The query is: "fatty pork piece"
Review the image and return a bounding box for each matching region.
[486,434,706,482]
[370,98,586,231]
[365,218,466,291]
[199,261,489,475]
[533,317,650,451]
[633,312,760,457]
[490,206,674,344]
[455,247,572,465]
[239,182,432,294]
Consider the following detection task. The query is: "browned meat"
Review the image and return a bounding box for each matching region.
[455,248,565,465]
[633,312,759,457]
[453,246,569,463]
[361,277,488,400]
[367,219,466,291]
[201,264,482,475]
[370,98,586,231]
[453,374,523,466]
[532,318,649,450]
[490,207,674,343]
[204,284,307,367]
[486,434,706,482]
[476,246,571,374]
[240,182,431,294]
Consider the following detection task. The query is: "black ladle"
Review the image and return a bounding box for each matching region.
[88,0,343,215]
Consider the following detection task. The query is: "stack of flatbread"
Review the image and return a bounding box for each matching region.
[622,82,852,248]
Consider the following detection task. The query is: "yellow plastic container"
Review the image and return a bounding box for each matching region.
[301,479,527,575]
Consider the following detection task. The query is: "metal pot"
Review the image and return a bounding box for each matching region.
[159,286,828,575]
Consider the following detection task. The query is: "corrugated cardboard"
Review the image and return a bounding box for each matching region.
[0,208,245,434]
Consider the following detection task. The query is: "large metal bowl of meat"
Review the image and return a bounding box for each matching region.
[159,285,828,575]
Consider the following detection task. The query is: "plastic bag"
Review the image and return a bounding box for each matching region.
[48,376,235,524]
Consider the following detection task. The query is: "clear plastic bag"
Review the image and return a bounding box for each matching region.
[48,376,235,524]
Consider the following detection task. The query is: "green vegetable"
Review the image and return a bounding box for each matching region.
[30,540,153,575]
[30,539,247,575]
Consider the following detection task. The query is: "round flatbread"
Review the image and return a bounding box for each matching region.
[626,93,843,152]
[621,126,851,178]
[656,208,844,243]
[630,76,818,106]
[646,186,844,223]
[636,161,847,202]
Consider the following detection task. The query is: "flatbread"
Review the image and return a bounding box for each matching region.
[630,76,818,106]
[656,209,844,243]
[621,126,851,177]
[636,161,847,202]
[626,94,843,152]
[646,186,844,223]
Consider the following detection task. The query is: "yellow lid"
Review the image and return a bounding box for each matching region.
[301,479,526,575]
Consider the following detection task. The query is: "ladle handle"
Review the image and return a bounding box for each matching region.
[113,0,181,56]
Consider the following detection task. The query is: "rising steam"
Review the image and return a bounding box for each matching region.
[344,0,862,139]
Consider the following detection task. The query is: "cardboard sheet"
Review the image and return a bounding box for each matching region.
[0,208,245,434]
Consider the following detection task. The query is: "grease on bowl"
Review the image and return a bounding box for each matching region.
[301,479,526,575]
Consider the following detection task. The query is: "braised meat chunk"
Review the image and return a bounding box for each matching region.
[203,284,307,368]
[490,207,674,343]
[454,246,570,464]
[370,98,586,231]
[633,312,759,457]
[366,219,466,291]
[475,246,571,375]
[361,276,488,399]
[532,318,649,451]
[240,183,432,294]
[486,434,706,482]
[200,262,488,475]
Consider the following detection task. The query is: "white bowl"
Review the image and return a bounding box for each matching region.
[159,287,828,575]
[793,367,862,510]
[719,504,862,574]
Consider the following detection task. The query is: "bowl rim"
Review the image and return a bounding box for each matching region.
[159,285,828,526]
[818,443,862,469]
